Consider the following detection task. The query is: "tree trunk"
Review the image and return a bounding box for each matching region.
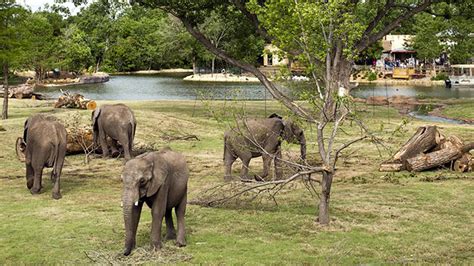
[406,141,461,172]
[211,57,215,76]
[192,56,197,74]
[318,171,333,225]
[390,126,442,168]
[2,63,8,120]
[406,138,473,172]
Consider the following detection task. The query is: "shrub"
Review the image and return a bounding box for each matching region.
[367,71,377,81]
[431,73,448,80]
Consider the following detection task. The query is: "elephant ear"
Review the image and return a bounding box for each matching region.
[146,153,168,197]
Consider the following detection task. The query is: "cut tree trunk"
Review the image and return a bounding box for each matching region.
[406,138,474,172]
[453,153,473,173]
[389,126,442,169]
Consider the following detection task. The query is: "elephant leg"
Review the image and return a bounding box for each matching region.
[26,163,34,189]
[51,154,65,200]
[99,129,109,158]
[175,193,187,247]
[151,189,168,250]
[258,153,272,181]
[224,148,237,181]
[240,154,252,181]
[110,139,120,157]
[122,138,132,161]
[30,166,43,194]
[274,147,283,180]
[165,209,176,240]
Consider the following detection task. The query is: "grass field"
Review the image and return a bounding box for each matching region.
[0,98,472,264]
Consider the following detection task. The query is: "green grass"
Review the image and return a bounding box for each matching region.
[439,101,474,121]
[0,98,473,264]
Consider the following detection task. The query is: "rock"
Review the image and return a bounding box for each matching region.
[79,72,110,84]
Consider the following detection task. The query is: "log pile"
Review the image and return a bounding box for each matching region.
[54,90,97,110]
[0,84,45,99]
[66,126,94,154]
[380,126,473,172]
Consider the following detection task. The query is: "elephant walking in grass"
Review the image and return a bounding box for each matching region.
[224,114,306,181]
[17,114,67,199]
[122,147,189,256]
[92,104,136,160]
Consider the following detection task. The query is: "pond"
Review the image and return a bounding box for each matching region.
[35,74,474,100]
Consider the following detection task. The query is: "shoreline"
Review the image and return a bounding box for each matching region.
[112,69,194,75]
[354,78,445,87]
[183,73,260,83]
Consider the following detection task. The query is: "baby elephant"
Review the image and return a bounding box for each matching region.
[92,104,136,160]
[121,147,189,256]
[18,114,67,199]
[224,113,306,181]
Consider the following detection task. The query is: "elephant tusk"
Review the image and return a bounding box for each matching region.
[134,201,139,206]
[120,201,123,207]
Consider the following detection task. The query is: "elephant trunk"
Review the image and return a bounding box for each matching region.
[300,134,307,161]
[122,192,141,256]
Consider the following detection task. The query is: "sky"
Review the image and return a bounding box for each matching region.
[19,0,86,15]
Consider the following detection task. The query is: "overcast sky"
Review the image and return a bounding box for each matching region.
[19,0,86,15]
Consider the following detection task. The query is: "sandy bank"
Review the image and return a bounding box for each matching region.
[183,73,259,82]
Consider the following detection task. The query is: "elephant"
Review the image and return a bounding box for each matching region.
[18,114,67,199]
[121,147,189,256]
[224,113,306,181]
[92,104,136,160]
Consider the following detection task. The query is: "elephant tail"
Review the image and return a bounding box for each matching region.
[128,121,136,152]
[51,128,67,179]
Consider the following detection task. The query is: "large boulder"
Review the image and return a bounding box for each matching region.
[79,72,109,84]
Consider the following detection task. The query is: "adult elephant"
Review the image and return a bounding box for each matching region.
[224,114,306,181]
[122,147,189,256]
[17,114,67,199]
[92,104,136,160]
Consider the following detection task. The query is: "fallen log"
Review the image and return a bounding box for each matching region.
[66,127,94,154]
[406,138,474,172]
[1,84,45,99]
[453,153,473,173]
[387,126,442,169]
[55,90,96,110]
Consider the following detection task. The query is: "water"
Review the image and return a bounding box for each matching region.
[36,74,267,100]
[35,75,474,100]
[351,84,474,99]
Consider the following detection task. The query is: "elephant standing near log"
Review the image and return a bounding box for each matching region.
[92,104,136,160]
[121,147,189,256]
[224,114,306,181]
[17,114,67,199]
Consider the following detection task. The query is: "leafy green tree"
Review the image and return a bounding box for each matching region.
[60,24,93,73]
[411,2,473,65]
[73,0,125,71]
[0,1,28,119]
[22,12,64,82]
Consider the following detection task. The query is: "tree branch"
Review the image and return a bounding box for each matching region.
[356,0,436,52]
[168,11,316,122]
[231,0,273,43]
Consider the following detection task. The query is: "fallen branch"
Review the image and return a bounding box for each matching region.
[189,168,323,207]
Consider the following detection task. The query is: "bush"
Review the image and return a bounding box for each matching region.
[431,73,448,80]
[367,71,377,81]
